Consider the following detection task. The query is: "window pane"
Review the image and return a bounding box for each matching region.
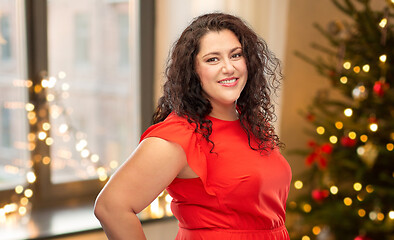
[0,0,29,190]
[47,0,139,184]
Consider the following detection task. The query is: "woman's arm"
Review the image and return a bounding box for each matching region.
[94,137,187,240]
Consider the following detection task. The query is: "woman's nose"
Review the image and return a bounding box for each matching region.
[222,59,235,74]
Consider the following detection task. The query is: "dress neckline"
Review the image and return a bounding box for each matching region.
[206,115,240,123]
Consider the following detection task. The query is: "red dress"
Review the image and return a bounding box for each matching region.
[141,113,292,240]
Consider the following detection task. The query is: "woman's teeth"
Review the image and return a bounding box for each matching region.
[220,79,237,84]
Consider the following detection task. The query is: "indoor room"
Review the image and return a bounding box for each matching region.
[0,0,392,239]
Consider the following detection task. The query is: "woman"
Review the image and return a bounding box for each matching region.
[94,13,292,240]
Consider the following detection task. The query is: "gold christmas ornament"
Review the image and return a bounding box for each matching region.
[357,142,379,168]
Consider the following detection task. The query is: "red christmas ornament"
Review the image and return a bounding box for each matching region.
[328,70,336,77]
[368,116,377,123]
[340,136,357,147]
[312,189,329,202]
[354,236,372,240]
[306,113,315,122]
[373,81,389,97]
[305,142,333,169]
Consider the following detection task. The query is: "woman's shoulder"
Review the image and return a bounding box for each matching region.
[141,113,196,141]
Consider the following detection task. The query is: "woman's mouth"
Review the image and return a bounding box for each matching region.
[218,77,239,87]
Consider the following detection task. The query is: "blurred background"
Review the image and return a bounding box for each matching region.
[0,0,392,239]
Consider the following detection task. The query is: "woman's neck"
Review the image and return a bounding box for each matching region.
[209,103,239,121]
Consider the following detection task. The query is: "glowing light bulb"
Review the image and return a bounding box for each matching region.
[24,189,33,198]
[344,108,353,117]
[19,206,27,216]
[353,66,360,73]
[38,131,47,140]
[294,180,303,189]
[340,76,348,84]
[362,64,370,72]
[379,54,387,63]
[25,103,35,111]
[348,131,356,139]
[329,136,338,144]
[302,236,311,240]
[330,186,338,194]
[58,71,67,79]
[344,197,352,206]
[303,203,312,213]
[389,211,394,219]
[91,154,99,163]
[335,121,343,129]
[316,126,325,135]
[366,185,374,193]
[358,209,366,217]
[369,123,378,132]
[26,171,36,183]
[343,61,351,69]
[387,143,393,151]
[379,18,387,28]
[353,182,362,191]
[312,226,321,235]
[360,135,368,142]
[15,185,24,194]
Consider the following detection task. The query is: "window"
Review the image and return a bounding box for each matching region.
[0,14,12,61]
[47,0,138,185]
[0,0,29,192]
[74,13,90,65]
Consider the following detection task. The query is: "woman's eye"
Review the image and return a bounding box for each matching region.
[206,57,218,62]
[232,53,242,58]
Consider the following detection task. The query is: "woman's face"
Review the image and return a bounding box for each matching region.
[195,29,248,110]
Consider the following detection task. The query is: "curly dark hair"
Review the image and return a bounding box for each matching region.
[152,12,283,152]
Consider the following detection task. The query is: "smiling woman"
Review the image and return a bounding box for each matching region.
[95,12,291,240]
[195,29,248,120]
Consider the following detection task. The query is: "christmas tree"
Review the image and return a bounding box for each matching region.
[287,0,394,239]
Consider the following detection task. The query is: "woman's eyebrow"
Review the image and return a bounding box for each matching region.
[201,47,242,58]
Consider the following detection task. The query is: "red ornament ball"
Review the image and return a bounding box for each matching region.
[373,81,389,97]
[312,189,329,202]
[340,136,357,147]
[354,236,372,240]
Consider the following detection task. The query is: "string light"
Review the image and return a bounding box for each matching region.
[340,76,348,84]
[344,197,352,206]
[316,126,325,135]
[330,186,338,194]
[358,209,366,217]
[369,123,378,132]
[329,136,338,144]
[335,121,343,129]
[377,212,385,221]
[389,211,394,219]
[302,236,311,240]
[353,66,360,73]
[379,18,387,28]
[344,108,353,117]
[369,211,377,220]
[353,182,362,191]
[343,61,351,69]
[387,143,394,151]
[379,54,387,63]
[294,180,303,189]
[312,226,321,235]
[348,131,356,139]
[303,203,312,213]
[360,135,368,142]
[366,185,374,193]
[26,171,36,184]
[362,64,370,72]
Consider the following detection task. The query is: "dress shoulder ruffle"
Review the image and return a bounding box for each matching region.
[140,113,215,195]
